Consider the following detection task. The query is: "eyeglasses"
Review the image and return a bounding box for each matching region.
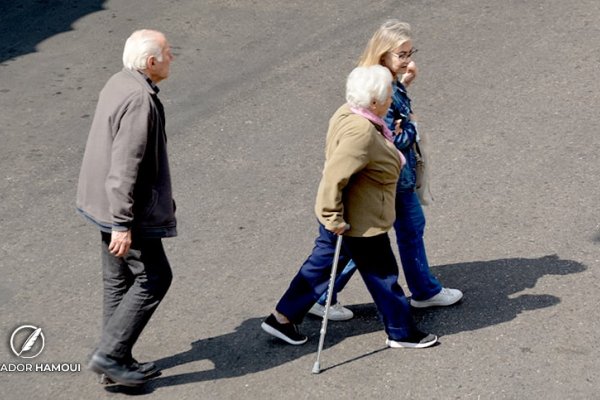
[388,48,418,60]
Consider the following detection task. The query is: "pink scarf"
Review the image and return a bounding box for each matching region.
[350,106,406,166]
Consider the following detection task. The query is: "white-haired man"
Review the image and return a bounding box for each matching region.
[77,29,175,386]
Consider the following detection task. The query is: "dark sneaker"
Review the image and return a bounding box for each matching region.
[98,358,160,385]
[130,359,160,376]
[261,314,308,345]
[386,330,438,349]
[88,352,151,387]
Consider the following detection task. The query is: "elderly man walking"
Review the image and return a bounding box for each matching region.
[76,29,176,387]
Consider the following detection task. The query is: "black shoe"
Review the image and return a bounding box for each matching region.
[386,330,438,349]
[99,358,161,385]
[130,358,160,377]
[261,314,308,345]
[88,352,151,387]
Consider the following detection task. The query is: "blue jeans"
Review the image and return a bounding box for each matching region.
[276,224,417,340]
[316,190,441,305]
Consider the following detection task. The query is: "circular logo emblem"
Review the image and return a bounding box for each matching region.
[10,325,45,359]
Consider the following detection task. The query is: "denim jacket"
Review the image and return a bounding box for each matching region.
[384,80,418,192]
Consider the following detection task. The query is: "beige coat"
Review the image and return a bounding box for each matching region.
[315,104,402,237]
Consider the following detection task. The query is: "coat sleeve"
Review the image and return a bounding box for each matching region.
[105,93,152,228]
[315,121,372,231]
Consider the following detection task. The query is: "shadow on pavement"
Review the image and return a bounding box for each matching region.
[105,254,584,394]
[412,254,586,336]
[106,312,385,395]
[0,0,106,63]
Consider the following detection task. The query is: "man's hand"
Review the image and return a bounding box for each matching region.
[401,61,418,87]
[109,230,132,257]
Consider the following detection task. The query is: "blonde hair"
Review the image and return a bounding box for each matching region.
[357,20,412,67]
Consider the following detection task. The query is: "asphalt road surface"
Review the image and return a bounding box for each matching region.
[1,0,599,399]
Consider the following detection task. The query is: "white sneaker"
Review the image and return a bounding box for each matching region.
[410,288,463,308]
[308,302,354,321]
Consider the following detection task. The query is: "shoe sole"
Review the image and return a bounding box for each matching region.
[410,293,463,308]
[261,322,308,345]
[98,368,162,386]
[98,369,162,385]
[386,336,438,349]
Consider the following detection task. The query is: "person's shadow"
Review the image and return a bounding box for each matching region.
[0,1,106,63]
[410,254,586,335]
[105,254,585,394]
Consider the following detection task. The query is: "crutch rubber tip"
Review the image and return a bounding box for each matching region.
[311,362,321,374]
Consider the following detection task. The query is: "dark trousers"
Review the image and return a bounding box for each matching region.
[98,232,172,361]
[276,224,417,340]
[317,190,442,305]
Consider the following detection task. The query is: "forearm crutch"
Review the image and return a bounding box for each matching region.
[312,232,344,374]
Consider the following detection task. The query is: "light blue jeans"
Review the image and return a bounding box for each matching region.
[317,190,442,305]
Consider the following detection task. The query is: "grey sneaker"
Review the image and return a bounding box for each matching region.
[308,302,354,321]
[410,288,463,308]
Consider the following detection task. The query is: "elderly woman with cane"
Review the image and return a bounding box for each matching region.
[309,20,462,321]
[261,65,437,349]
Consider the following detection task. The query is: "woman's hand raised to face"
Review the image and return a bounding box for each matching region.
[401,61,418,87]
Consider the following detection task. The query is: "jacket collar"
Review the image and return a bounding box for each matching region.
[123,68,160,94]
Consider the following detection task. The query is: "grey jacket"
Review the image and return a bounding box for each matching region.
[76,68,177,238]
